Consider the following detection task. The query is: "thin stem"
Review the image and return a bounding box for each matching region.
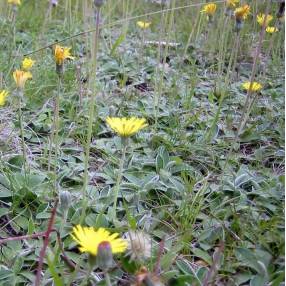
[79,264,93,286]
[205,32,240,142]
[0,231,46,245]
[53,76,61,191]
[154,0,176,131]
[35,200,59,286]
[79,7,101,223]
[112,137,128,220]
[221,1,270,171]
[17,89,28,179]
[105,272,112,286]
[23,1,226,57]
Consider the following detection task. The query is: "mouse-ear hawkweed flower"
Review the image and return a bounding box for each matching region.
[234,4,250,31]
[71,225,127,256]
[257,13,273,27]
[54,45,74,75]
[8,0,21,5]
[201,3,217,16]
[234,4,250,20]
[225,0,239,16]
[201,3,216,22]
[106,117,148,220]
[242,81,262,92]
[226,0,239,8]
[0,90,9,106]
[13,70,32,89]
[54,45,74,65]
[266,26,278,34]
[13,70,31,175]
[137,21,152,29]
[22,57,35,71]
[106,117,148,137]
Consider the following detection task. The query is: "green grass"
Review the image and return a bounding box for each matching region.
[0,0,284,285]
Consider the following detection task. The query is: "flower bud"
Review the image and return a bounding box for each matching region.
[94,0,104,8]
[59,190,71,210]
[51,0,58,7]
[96,241,113,269]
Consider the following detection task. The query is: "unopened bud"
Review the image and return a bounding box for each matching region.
[94,0,104,8]
[59,191,71,210]
[51,0,58,7]
[96,241,113,269]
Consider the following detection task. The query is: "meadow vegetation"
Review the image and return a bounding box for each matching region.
[0,0,284,285]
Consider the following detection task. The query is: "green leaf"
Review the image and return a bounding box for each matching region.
[110,33,126,56]
[46,255,64,286]
[250,275,267,286]
[0,207,10,218]
[191,248,212,265]
[235,248,267,275]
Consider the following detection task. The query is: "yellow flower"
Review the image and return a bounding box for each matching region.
[226,0,239,8]
[234,4,251,20]
[54,45,74,65]
[8,0,21,5]
[22,57,35,71]
[201,3,217,16]
[257,14,273,26]
[71,225,127,256]
[106,117,148,137]
[266,26,278,33]
[242,81,262,92]
[0,90,9,106]
[13,70,32,89]
[137,21,151,29]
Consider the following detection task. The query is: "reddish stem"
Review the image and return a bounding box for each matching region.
[34,200,58,286]
[0,231,47,245]
[154,237,165,276]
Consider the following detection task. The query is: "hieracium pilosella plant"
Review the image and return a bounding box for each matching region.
[0,1,284,285]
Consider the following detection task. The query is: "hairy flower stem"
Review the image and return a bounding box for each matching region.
[79,263,93,286]
[205,32,240,142]
[154,0,176,131]
[222,2,270,171]
[79,7,101,223]
[112,137,128,220]
[105,272,112,286]
[53,76,61,191]
[235,4,270,136]
[17,90,28,180]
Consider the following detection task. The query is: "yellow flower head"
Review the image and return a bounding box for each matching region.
[8,0,21,5]
[257,14,273,26]
[22,57,35,71]
[106,117,148,137]
[13,70,32,89]
[201,3,217,16]
[0,90,9,106]
[54,45,74,65]
[266,26,278,34]
[234,4,251,20]
[137,21,151,29]
[226,0,239,8]
[242,81,262,92]
[71,225,127,256]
